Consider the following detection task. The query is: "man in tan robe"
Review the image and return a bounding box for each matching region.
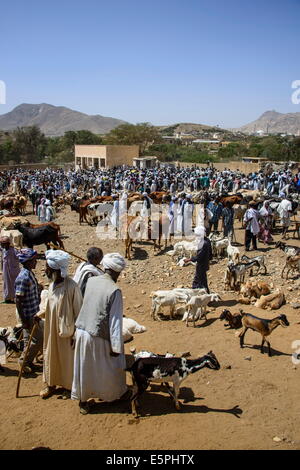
[35,249,83,399]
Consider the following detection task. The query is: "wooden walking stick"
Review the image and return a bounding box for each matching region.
[16,323,38,398]
[49,243,87,262]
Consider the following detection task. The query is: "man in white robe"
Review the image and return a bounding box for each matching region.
[71,252,128,414]
[277,195,293,239]
[35,250,83,399]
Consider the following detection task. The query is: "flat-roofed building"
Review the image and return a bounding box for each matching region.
[133,156,159,169]
[75,145,139,169]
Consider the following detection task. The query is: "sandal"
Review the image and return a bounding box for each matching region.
[79,401,90,415]
[40,386,56,399]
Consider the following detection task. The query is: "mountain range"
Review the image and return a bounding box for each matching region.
[235,110,300,135]
[0,103,126,136]
[0,104,300,137]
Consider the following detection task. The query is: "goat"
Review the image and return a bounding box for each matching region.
[167,239,198,258]
[126,351,220,416]
[240,280,271,299]
[241,254,267,275]
[150,288,207,321]
[227,239,240,264]
[183,293,221,327]
[226,260,260,290]
[213,237,229,259]
[281,254,300,279]
[150,291,188,321]
[254,290,285,310]
[275,241,300,257]
[219,309,244,329]
[239,313,289,356]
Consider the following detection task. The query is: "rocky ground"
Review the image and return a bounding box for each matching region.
[0,204,300,450]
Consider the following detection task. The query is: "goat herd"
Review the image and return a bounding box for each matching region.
[0,188,300,420]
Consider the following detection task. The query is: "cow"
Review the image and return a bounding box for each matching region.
[14,223,64,250]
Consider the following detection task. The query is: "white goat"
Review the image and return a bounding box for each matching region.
[151,291,188,321]
[167,239,198,258]
[227,239,240,263]
[183,293,221,327]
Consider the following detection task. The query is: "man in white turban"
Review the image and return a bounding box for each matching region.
[35,249,83,399]
[71,252,129,414]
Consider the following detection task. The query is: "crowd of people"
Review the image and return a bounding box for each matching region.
[1,163,300,203]
[0,162,299,414]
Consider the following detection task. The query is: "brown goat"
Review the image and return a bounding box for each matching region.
[254,290,285,310]
[219,309,244,329]
[240,280,271,299]
[239,313,289,356]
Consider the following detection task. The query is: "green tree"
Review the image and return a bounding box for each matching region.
[106,123,162,154]
[12,126,47,163]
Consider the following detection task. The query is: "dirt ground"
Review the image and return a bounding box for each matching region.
[0,204,300,450]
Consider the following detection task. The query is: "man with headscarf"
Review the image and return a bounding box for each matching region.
[141,192,152,218]
[0,236,20,303]
[35,249,83,399]
[73,247,104,297]
[184,225,212,293]
[15,248,44,373]
[277,195,293,240]
[71,252,128,414]
[243,201,260,251]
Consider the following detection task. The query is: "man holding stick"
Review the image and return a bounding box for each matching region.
[15,249,43,373]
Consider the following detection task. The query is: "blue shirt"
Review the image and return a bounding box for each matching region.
[15,268,40,319]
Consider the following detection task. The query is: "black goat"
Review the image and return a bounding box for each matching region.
[126,351,220,416]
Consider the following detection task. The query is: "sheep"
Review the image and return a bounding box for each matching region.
[126,351,221,416]
[219,309,244,329]
[241,254,267,275]
[122,317,147,343]
[183,293,221,327]
[254,290,285,310]
[281,254,300,279]
[239,313,289,356]
[227,239,240,264]
[240,280,271,299]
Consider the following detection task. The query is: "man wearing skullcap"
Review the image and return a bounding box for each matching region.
[0,236,20,303]
[71,252,128,414]
[35,250,83,399]
[73,247,104,297]
[15,249,43,373]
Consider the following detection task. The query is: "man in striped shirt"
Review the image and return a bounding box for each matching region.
[15,249,43,373]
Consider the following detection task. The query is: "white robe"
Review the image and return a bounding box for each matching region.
[38,277,83,390]
[71,290,127,402]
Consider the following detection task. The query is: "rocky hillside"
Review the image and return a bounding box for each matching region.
[0,103,127,136]
[236,110,300,135]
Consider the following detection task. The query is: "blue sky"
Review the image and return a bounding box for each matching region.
[1,0,300,128]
